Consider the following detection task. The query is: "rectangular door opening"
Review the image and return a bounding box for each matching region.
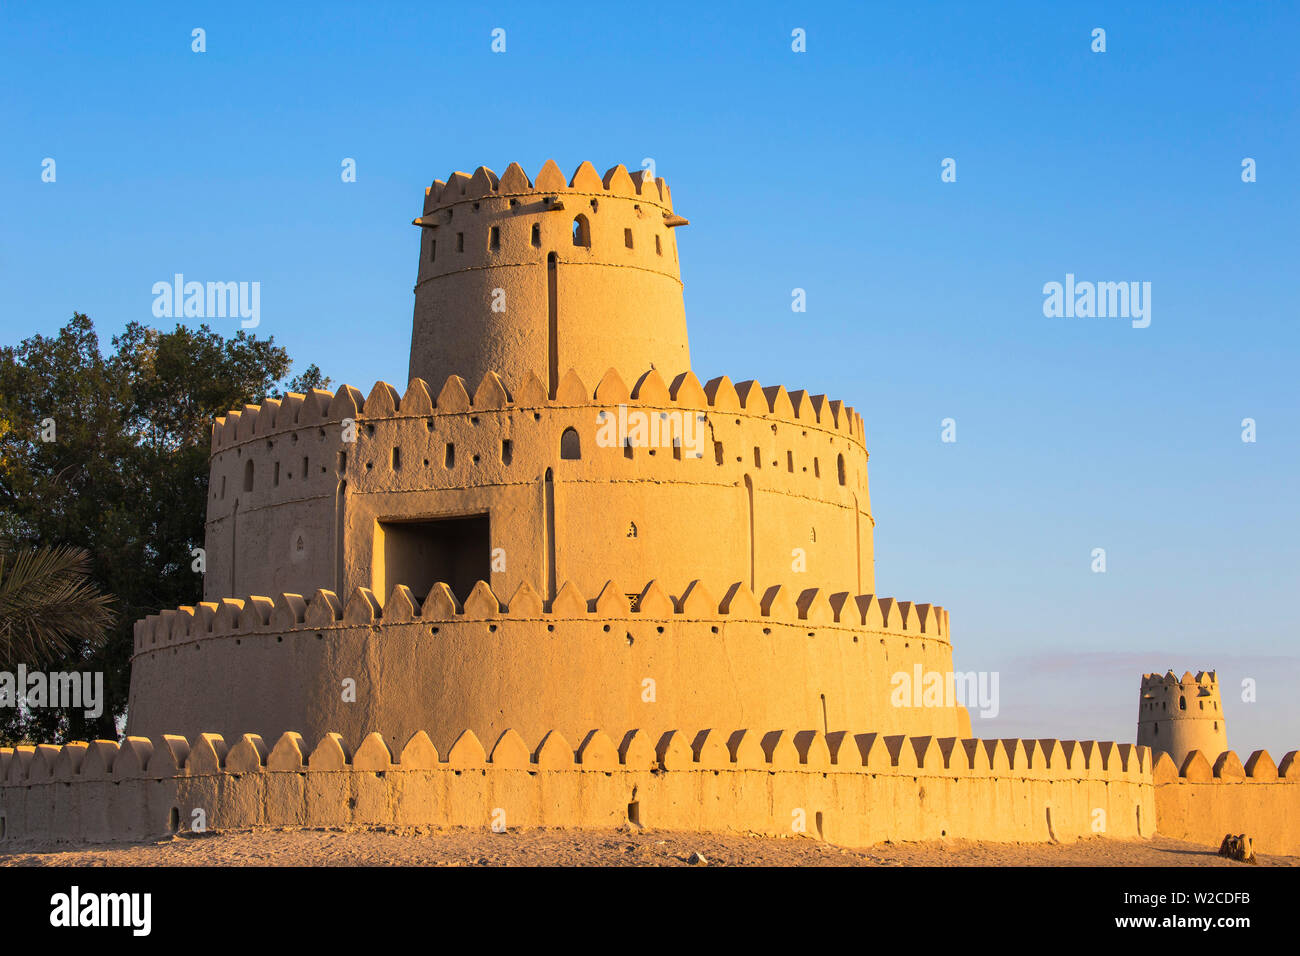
[373,513,491,604]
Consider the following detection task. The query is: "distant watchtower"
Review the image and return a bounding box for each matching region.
[1136,670,1228,766]
[410,159,691,397]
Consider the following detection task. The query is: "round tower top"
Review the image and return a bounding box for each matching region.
[408,159,692,397]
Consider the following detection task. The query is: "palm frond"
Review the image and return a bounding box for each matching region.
[0,544,115,668]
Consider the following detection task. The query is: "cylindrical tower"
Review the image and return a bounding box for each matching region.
[1136,670,1228,767]
[409,160,691,397]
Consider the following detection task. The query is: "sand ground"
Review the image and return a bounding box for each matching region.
[0,826,1294,867]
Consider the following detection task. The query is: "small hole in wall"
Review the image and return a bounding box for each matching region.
[431,626,440,635]
[603,624,611,632]
[547,624,555,632]
[276,636,283,643]
[235,639,241,645]
[656,626,664,634]
[626,633,634,645]
[711,626,719,634]
[488,624,497,633]
[763,627,771,635]
[533,412,541,421]
[316,633,323,640]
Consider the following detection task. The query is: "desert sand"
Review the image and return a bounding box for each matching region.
[1,826,1293,867]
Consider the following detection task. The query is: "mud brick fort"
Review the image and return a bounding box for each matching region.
[2,161,1296,853]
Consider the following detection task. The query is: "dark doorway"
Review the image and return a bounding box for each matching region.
[376,514,490,604]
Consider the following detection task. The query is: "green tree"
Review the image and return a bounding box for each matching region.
[0,313,328,743]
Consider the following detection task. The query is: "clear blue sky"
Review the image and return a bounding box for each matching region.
[2,1,1297,754]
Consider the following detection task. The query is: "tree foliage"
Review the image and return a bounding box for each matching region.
[0,313,328,743]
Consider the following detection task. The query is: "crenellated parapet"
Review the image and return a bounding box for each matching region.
[1141,669,1219,691]
[131,578,948,656]
[419,160,677,218]
[0,727,1158,848]
[0,728,1157,784]
[209,369,867,452]
[1150,747,1300,855]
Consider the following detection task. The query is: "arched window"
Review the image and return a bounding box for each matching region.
[837,453,846,486]
[1179,695,1186,710]
[243,459,254,491]
[560,427,581,459]
[572,215,591,248]
[531,223,541,247]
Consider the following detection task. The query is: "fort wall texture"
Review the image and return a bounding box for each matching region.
[126,579,965,754]
[202,370,873,608]
[0,730,1156,849]
[1150,749,1300,855]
